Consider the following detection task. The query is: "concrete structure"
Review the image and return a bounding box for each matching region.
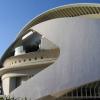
[0,3,100,99]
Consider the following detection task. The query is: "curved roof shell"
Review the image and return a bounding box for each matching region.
[2,3,100,63]
[4,3,100,99]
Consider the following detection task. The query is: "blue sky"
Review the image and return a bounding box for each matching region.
[0,0,100,56]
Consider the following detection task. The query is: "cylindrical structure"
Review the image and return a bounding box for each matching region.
[14,46,25,56]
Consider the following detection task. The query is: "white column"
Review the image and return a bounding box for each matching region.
[2,75,17,95]
[2,77,10,95]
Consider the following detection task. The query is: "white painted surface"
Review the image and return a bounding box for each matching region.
[10,17,100,99]
[2,77,10,95]
[15,46,25,56]
[22,31,33,40]
[21,77,28,84]
[40,37,57,50]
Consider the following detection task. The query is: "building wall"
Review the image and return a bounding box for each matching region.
[2,77,10,95]
[10,17,100,99]
[2,68,45,95]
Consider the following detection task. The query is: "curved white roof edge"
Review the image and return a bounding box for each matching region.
[1,3,100,62]
[17,3,100,38]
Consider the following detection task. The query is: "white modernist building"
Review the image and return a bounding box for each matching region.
[0,3,100,100]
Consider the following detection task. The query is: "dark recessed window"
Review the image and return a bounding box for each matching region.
[15,77,21,88]
[34,57,37,60]
[41,56,43,59]
[19,60,21,63]
[22,30,42,53]
[23,59,26,62]
[29,58,31,61]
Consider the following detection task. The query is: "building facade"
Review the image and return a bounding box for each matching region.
[0,3,100,99]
